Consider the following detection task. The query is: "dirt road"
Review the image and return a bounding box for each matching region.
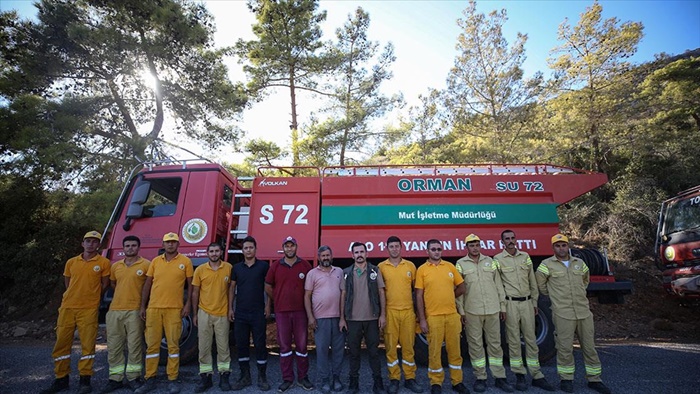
[1,337,699,394]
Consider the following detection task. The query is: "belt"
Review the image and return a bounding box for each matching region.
[505,295,531,301]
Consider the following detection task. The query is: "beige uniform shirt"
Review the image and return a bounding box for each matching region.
[535,256,591,320]
[456,254,506,315]
[494,249,539,309]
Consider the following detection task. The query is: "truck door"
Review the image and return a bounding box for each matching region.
[109,172,191,261]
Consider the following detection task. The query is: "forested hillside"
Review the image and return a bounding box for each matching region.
[1,0,698,316]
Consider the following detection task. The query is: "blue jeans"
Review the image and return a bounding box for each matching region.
[314,317,345,383]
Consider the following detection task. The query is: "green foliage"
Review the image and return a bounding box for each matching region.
[546,0,643,173]
[302,7,402,166]
[640,57,700,134]
[236,0,332,165]
[1,0,247,174]
[0,175,118,315]
[444,0,543,163]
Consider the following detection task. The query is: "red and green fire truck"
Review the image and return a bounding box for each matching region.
[101,160,632,364]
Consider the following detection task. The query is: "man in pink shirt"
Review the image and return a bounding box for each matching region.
[304,246,345,393]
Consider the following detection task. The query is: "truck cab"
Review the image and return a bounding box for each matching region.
[655,185,700,299]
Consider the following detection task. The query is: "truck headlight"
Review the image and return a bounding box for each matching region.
[664,246,676,261]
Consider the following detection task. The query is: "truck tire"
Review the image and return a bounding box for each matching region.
[571,248,607,276]
[500,297,556,364]
[159,315,198,365]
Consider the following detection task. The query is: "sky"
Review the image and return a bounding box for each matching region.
[3,0,700,164]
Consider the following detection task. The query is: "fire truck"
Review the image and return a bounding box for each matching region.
[655,185,700,301]
[101,160,632,364]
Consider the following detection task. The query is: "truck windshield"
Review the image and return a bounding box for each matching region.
[663,194,700,235]
[142,177,181,218]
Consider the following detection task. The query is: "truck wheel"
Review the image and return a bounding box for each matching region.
[571,248,607,276]
[159,315,198,365]
[534,297,556,362]
[500,297,556,364]
[414,332,429,366]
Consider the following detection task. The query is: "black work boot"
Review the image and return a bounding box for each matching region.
[560,380,574,393]
[232,365,251,391]
[100,379,123,394]
[194,374,213,393]
[78,375,93,394]
[472,380,487,393]
[514,374,527,391]
[40,376,70,394]
[388,379,399,394]
[220,372,231,391]
[257,365,270,391]
[372,377,387,394]
[587,381,611,394]
[347,377,359,394]
[531,377,555,392]
[494,378,514,393]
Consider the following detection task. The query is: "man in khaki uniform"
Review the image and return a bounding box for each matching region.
[456,234,513,393]
[136,232,193,394]
[41,231,111,394]
[102,235,150,393]
[192,243,233,392]
[493,230,554,392]
[535,234,611,394]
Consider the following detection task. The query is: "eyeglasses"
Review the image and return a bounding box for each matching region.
[429,247,443,252]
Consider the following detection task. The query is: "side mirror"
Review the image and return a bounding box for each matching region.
[125,182,151,219]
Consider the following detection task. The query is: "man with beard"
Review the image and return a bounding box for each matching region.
[456,234,513,393]
[101,236,150,393]
[192,243,233,392]
[415,239,467,394]
[229,236,271,391]
[41,231,111,394]
[493,230,554,392]
[136,232,193,394]
[304,246,345,393]
[535,234,611,394]
[265,236,314,392]
[378,236,422,394]
[341,242,387,394]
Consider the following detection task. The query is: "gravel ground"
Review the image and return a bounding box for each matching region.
[2,335,700,394]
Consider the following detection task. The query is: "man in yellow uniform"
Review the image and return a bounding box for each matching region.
[101,235,150,393]
[378,236,423,394]
[493,230,554,392]
[136,232,193,394]
[535,234,611,394]
[192,243,233,392]
[456,234,513,393]
[415,239,468,394]
[41,231,111,394]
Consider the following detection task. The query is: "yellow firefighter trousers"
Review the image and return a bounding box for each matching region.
[427,313,463,386]
[465,312,506,380]
[385,308,417,380]
[106,310,144,381]
[197,309,231,374]
[52,308,98,378]
[504,300,543,379]
[144,308,182,381]
[552,314,603,382]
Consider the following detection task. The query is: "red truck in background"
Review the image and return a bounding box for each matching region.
[655,185,700,301]
[100,160,632,364]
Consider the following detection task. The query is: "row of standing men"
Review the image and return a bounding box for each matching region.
[39,230,611,394]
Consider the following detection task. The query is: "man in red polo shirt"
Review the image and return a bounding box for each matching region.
[265,236,314,392]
